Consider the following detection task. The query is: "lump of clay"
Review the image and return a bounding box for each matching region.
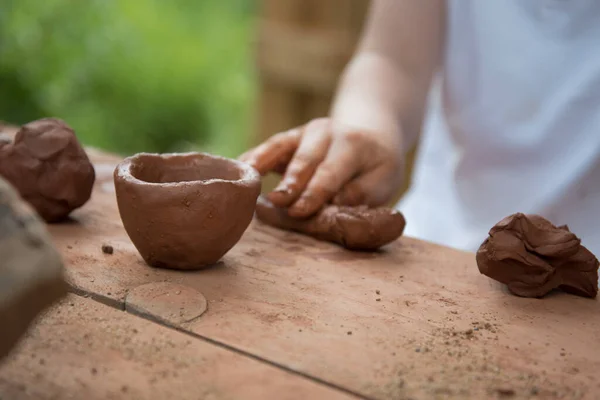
[255,196,406,251]
[114,152,261,270]
[476,213,599,298]
[0,118,96,222]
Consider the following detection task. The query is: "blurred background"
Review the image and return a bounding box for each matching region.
[1,0,423,199]
[0,0,371,160]
[0,0,257,157]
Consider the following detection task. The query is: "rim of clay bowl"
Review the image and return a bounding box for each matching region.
[115,152,260,188]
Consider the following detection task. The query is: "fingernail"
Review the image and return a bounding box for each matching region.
[268,189,290,206]
[273,182,291,194]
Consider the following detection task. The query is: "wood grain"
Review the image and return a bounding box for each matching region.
[44,151,600,400]
[0,295,352,400]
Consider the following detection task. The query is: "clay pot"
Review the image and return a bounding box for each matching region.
[114,152,261,270]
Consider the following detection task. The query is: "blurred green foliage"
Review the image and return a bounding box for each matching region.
[0,0,257,157]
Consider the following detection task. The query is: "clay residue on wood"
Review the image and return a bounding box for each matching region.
[476,213,599,298]
[370,323,587,400]
[255,196,406,251]
[0,118,95,222]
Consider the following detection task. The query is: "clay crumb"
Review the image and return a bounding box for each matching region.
[465,329,473,335]
[496,388,516,397]
[376,298,381,302]
[91,367,98,375]
[102,244,114,254]
[347,331,352,335]
[376,290,381,295]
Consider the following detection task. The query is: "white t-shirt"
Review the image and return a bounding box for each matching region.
[397,0,600,257]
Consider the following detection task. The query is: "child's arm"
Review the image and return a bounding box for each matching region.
[332,0,446,149]
[241,0,446,217]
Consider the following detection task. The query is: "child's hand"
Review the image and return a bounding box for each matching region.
[239,118,405,218]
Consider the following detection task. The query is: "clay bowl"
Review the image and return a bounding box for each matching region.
[114,152,261,270]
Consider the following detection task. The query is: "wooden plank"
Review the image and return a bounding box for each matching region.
[256,0,305,197]
[254,82,300,194]
[261,0,305,23]
[255,0,304,142]
[0,295,353,400]
[257,21,354,94]
[300,93,332,122]
[303,0,369,32]
[46,152,600,400]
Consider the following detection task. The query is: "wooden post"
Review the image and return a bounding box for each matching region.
[255,0,416,203]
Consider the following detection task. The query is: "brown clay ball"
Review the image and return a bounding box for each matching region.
[0,118,96,222]
[114,152,261,270]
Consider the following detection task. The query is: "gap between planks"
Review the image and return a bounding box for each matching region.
[66,283,372,400]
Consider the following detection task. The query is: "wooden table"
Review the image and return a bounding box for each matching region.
[1,147,599,400]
